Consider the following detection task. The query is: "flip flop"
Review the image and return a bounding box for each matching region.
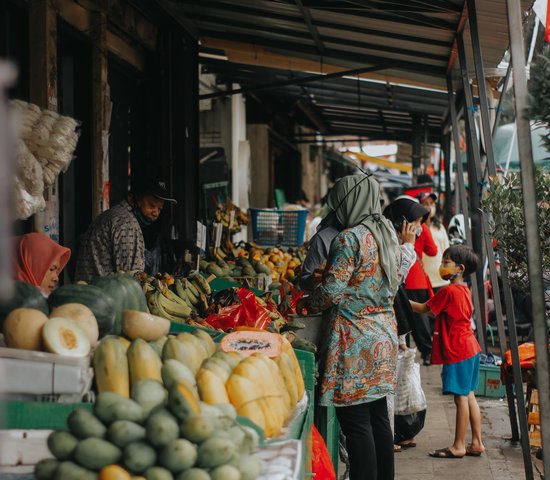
[465,447,483,457]
[429,447,464,459]
[394,445,402,453]
[398,442,417,449]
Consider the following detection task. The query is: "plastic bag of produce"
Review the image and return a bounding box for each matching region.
[205,287,271,331]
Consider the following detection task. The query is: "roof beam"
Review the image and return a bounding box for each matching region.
[294,0,325,54]
[190,13,448,63]
[181,0,451,48]
[200,64,383,99]
[446,0,469,73]
[302,0,462,14]
[200,31,447,75]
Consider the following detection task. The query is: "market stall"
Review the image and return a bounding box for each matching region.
[0,258,318,479]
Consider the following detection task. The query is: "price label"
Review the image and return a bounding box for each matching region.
[229,210,235,229]
[196,221,207,252]
[214,223,223,248]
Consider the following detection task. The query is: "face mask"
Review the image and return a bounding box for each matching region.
[415,226,423,237]
[439,265,459,281]
[133,207,152,227]
[430,205,436,217]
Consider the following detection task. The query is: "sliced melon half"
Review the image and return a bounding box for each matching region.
[42,317,91,357]
[50,303,99,347]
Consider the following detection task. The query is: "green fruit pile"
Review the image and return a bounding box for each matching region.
[35,380,263,480]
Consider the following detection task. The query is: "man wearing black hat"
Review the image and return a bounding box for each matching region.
[75,178,176,282]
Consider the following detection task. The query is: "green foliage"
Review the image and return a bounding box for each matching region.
[529,46,550,153]
[483,169,550,301]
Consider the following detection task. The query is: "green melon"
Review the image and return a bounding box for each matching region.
[47,430,78,460]
[72,437,121,470]
[34,458,59,480]
[159,438,198,473]
[196,437,237,468]
[146,409,180,448]
[123,441,157,474]
[67,408,107,439]
[131,379,168,417]
[107,420,146,448]
[94,391,145,425]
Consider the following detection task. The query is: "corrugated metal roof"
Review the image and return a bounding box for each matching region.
[162,0,533,139]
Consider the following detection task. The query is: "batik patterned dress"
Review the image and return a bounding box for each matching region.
[309,224,412,407]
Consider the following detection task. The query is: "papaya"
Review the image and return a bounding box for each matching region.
[149,336,168,357]
[94,336,131,398]
[73,437,122,471]
[34,458,59,480]
[191,329,217,356]
[131,379,168,417]
[162,337,202,375]
[196,437,237,468]
[219,330,282,358]
[179,415,215,443]
[143,466,174,480]
[176,332,209,362]
[128,338,162,385]
[67,408,107,439]
[122,441,157,474]
[107,420,146,448]
[47,430,78,460]
[280,335,305,400]
[168,381,201,420]
[212,351,240,370]
[54,461,97,480]
[159,438,198,473]
[145,409,180,448]
[196,368,230,404]
[275,352,299,407]
[161,359,197,389]
[201,357,232,380]
[94,392,145,425]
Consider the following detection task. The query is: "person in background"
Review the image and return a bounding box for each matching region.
[400,195,438,366]
[417,192,450,294]
[296,174,416,480]
[75,177,176,282]
[410,245,484,458]
[383,197,430,450]
[13,232,71,297]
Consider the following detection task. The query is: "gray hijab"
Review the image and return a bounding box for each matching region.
[326,174,399,291]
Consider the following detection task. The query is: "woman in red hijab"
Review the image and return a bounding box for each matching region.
[14,232,71,296]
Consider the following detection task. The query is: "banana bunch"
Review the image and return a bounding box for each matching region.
[143,274,213,323]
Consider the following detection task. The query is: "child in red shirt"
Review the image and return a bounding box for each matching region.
[410,245,484,459]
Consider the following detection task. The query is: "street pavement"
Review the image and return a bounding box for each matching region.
[339,354,543,480]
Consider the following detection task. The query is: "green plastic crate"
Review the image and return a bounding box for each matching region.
[475,364,506,398]
[314,405,340,472]
[0,401,92,430]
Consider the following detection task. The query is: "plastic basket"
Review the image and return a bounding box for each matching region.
[249,208,308,246]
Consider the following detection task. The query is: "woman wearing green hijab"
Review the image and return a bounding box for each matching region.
[297,174,415,480]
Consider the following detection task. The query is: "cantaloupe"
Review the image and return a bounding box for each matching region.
[2,307,48,350]
[50,303,99,346]
[122,311,170,342]
[42,317,91,357]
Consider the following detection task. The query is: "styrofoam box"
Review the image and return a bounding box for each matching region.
[0,429,52,467]
[0,347,93,396]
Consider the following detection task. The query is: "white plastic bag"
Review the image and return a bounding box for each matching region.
[394,348,427,415]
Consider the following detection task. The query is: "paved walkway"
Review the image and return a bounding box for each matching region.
[339,354,541,480]
[394,361,529,480]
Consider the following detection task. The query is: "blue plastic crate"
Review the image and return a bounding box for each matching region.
[249,208,308,246]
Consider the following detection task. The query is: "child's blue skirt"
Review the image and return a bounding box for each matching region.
[442,353,480,396]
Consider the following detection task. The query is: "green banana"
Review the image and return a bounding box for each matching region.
[182,279,199,305]
[147,291,182,322]
[189,272,211,295]
[174,279,191,304]
[184,278,200,298]
[158,291,192,318]
[163,286,190,307]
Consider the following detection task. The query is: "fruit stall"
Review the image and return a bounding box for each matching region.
[0,263,318,480]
